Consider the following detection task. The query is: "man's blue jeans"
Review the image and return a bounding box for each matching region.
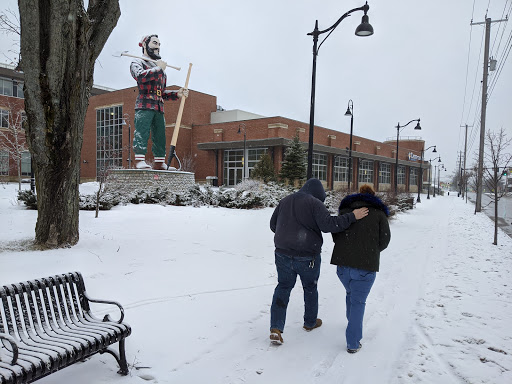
[336,266,376,350]
[270,252,321,332]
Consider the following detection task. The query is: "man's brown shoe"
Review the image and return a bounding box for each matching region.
[303,318,322,331]
[270,329,283,345]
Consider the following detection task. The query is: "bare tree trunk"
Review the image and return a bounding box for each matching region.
[95,188,100,219]
[17,158,21,191]
[18,0,120,247]
[493,187,498,245]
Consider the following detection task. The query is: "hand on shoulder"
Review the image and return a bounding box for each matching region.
[353,207,369,220]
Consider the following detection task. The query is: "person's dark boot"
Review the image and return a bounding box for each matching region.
[303,318,322,331]
[347,343,362,354]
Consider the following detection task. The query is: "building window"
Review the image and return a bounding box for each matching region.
[21,151,31,176]
[0,78,22,98]
[247,148,268,178]
[0,150,8,175]
[358,160,374,183]
[13,81,24,98]
[334,156,349,182]
[312,153,327,181]
[224,148,268,186]
[379,163,391,184]
[96,105,123,179]
[224,149,243,186]
[0,78,13,97]
[0,109,9,128]
[410,167,418,186]
[398,165,406,185]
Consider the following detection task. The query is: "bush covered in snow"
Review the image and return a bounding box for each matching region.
[17,190,37,209]
[74,179,297,211]
[18,179,415,215]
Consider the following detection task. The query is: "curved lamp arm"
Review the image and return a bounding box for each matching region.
[397,118,421,133]
[309,2,371,53]
[0,333,19,365]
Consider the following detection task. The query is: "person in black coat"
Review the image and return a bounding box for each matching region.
[330,184,391,353]
[269,178,369,345]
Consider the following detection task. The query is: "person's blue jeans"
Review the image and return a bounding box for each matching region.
[270,252,321,332]
[336,266,376,350]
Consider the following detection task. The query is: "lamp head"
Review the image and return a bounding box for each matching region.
[355,14,374,36]
[344,106,352,116]
[438,158,441,162]
[432,146,437,153]
[355,3,373,37]
[414,120,421,130]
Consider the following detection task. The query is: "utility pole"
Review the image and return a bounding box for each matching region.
[460,124,472,202]
[459,151,463,197]
[471,16,507,212]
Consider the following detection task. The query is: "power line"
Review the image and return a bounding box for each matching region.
[490,0,510,55]
[488,10,512,100]
[464,23,486,125]
[487,1,511,100]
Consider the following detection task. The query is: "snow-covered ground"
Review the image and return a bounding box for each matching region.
[1,183,511,384]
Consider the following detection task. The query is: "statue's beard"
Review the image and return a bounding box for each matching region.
[146,47,161,60]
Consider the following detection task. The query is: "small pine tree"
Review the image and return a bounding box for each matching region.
[280,135,307,183]
[251,153,277,183]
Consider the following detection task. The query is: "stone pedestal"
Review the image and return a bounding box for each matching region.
[107,169,195,194]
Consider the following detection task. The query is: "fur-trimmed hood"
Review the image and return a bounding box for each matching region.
[339,193,390,217]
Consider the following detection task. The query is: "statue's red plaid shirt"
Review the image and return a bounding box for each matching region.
[130,58,179,113]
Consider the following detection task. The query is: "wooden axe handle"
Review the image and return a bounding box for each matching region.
[170,63,193,147]
[120,52,181,71]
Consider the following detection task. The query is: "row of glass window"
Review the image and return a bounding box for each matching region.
[316,154,417,185]
[223,149,419,186]
[0,150,31,175]
[0,77,24,98]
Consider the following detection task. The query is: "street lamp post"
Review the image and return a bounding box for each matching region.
[238,123,247,180]
[122,113,132,169]
[344,99,354,191]
[427,156,441,199]
[306,2,373,179]
[394,119,421,193]
[433,165,437,197]
[417,145,436,203]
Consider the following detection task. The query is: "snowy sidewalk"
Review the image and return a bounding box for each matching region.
[0,185,511,384]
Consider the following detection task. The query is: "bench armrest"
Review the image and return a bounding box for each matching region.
[0,333,18,365]
[83,292,125,324]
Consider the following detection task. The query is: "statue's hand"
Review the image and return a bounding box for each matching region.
[178,88,189,98]
[156,59,167,71]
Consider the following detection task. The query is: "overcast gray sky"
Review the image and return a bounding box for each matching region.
[1,0,511,181]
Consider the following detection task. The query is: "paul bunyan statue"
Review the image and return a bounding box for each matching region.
[130,34,188,170]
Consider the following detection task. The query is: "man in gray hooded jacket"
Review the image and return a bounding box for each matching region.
[269,178,368,344]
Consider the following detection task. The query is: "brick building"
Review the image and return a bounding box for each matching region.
[83,84,427,191]
[1,63,429,191]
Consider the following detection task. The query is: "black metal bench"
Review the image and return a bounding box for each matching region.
[0,272,131,383]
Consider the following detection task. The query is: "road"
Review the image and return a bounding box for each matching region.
[463,192,512,238]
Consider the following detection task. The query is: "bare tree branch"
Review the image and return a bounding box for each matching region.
[0,9,20,36]
[483,127,512,245]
